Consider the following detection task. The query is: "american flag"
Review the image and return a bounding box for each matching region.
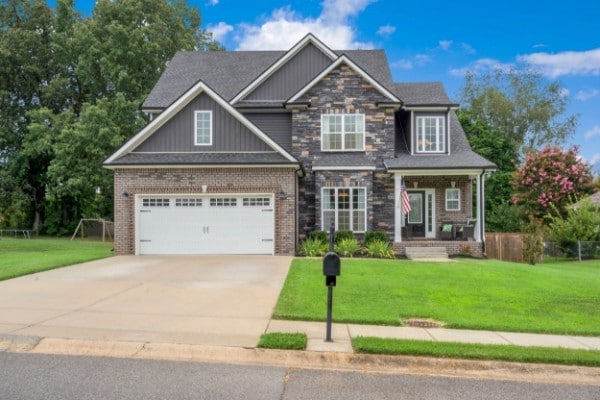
[401,183,411,214]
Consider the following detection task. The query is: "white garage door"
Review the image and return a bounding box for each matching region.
[137,195,274,255]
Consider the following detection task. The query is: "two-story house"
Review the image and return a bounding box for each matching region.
[104,34,496,257]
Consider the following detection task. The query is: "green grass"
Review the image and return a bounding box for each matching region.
[352,337,600,367]
[274,258,600,336]
[0,237,114,281]
[257,333,307,350]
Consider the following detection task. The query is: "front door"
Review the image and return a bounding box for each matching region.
[407,191,425,237]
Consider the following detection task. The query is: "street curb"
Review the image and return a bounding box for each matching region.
[2,335,599,386]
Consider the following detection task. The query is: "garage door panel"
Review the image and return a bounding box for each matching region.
[137,195,274,255]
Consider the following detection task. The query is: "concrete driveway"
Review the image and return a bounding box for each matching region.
[0,256,292,347]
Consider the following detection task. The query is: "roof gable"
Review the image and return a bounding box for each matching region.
[231,33,338,104]
[105,81,298,165]
[287,55,401,104]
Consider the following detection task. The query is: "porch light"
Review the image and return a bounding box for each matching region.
[122,192,129,197]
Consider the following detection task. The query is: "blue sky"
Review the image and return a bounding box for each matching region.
[65,0,600,169]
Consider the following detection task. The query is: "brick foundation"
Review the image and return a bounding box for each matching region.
[393,240,483,258]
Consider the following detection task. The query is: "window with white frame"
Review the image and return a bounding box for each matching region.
[322,187,366,232]
[321,114,365,151]
[416,116,445,153]
[194,110,212,146]
[445,188,460,211]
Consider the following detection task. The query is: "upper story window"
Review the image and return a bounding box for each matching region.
[321,114,365,151]
[194,110,212,146]
[416,116,445,153]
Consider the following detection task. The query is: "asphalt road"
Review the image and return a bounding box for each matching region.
[1,353,598,400]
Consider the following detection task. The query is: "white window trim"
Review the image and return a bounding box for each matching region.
[194,110,213,146]
[416,115,445,153]
[320,114,366,152]
[445,188,461,211]
[321,187,367,232]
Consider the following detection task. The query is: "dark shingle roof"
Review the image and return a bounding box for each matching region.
[143,51,284,109]
[393,82,453,106]
[384,112,497,170]
[143,49,395,110]
[107,152,296,166]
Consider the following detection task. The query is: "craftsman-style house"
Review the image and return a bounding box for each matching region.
[104,34,496,257]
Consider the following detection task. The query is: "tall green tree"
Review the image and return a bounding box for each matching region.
[0,0,223,233]
[459,67,577,153]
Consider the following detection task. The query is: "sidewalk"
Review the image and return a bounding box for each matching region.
[266,320,600,353]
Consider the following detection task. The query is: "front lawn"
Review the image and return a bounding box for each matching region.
[0,238,113,281]
[274,258,600,336]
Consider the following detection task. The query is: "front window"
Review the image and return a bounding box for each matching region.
[195,110,212,146]
[445,188,460,211]
[416,116,445,153]
[321,114,365,151]
[322,187,366,232]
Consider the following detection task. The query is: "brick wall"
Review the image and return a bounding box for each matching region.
[393,241,483,258]
[113,167,297,255]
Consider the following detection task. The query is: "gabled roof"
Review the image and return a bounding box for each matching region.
[231,33,338,104]
[142,48,396,110]
[287,54,401,104]
[105,80,298,166]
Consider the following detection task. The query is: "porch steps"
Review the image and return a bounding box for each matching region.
[405,246,449,261]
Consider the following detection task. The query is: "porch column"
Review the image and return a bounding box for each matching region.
[475,172,486,243]
[394,174,403,242]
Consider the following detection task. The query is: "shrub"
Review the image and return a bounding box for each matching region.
[298,238,328,257]
[334,238,361,257]
[521,217,544,265]
[364,231,388,246]
[364,240,395,259]
[334,230,354,243]
[458,243,473,257]
[546,198,600,257]
[307,230,327,243]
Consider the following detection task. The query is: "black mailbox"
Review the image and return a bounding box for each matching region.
[323,252,341,276]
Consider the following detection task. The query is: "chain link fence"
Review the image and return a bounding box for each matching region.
[544,241,600,261]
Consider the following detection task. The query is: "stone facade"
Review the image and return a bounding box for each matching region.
[113,167,297,255]
[291,64,396,238]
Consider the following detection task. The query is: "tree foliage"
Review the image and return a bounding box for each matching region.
[512,145,594,220]
[0,0,222,232]
[459,67,577,153]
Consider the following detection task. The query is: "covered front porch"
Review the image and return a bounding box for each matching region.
[391,170,488,257]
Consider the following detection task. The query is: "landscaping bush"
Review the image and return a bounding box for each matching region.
[364,231,388,246]
[297,238,328,257]
[363,239,395,258]
[335,238,361,257]
[334,230,354,243]
[307,230,327,243]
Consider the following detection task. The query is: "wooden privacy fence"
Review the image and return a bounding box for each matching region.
[486,232,526,263]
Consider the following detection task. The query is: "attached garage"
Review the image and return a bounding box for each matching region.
[136,194,275,255]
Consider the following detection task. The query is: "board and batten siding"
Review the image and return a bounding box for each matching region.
[245,43,333,101]
[244,113,292,151]
[133,93,271,153]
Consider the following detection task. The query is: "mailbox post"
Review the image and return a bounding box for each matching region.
[323,222,340,342]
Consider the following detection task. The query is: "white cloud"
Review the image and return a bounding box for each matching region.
[415,54,432,66]
[449,58,514,77]
[560,88,570,98]
[376,25,396,37]
[575,89,599,101]
[518,48,600,78]
[206,22,233,42]
[532,43,547,49]
[234,0,376,50]
[584,125,600,139]
[438,40,453,51]
[461,42,476,55]
[207,0,219,5]
[391,59,413,69]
